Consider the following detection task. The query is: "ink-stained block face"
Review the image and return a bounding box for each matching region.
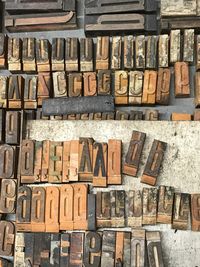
[84,72,97,97]
[8,38,21,71]
[52,38,65,71]
[131,230,145,267]
[0,179,17,214]
[174,62,190,98]
[22,38,36,72]
[142,70,157,105]
[0,34,7,69]
[65,37,79,72]
[80,38,94,72]
[146,231,164,267]
[191,194,200,231]
[83,232,101,267]
[156,68,170,105]
[161,0,197,16]
[36,39,50,72]
[96,36,109,70]
[0,221,15,257]
[114,71,128,105]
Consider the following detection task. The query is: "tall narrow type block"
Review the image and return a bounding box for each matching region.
[142,188,158,225]
[146,232,164,267]
[0,34,7,69]
[53,72,67,97]
[170,30,181,64]
[98,70,111,95]
[96,191,111,228]
[8,37,22,71]
[156,68,171,105]
[22,38,36,72]
[159,35,169,68]
[37,72,52,106]
[127,190,142,228]
[114,71,128,105]
[52,38,65,71]
[191,194,200,231]
[68,73,82,97]
[146,36,157,69]
[142,70,157,105]
[183,29,194,63]
[24,76,37,109]
[135,35,145,69]
[0,76,8,108]
[174,62,190,97]
[124,35,134,69]
[96,36,109,70]
[65,37,79,72]
[131,230,145,267]
[101,231,116,267]
[111,37,122,70]
[48,142,63,183]
[129,71,143,105]
[83,72,97,97]
[157,186,174,224]
[8,75,23,109]
[36,39,50,72]
[80,38,93,72]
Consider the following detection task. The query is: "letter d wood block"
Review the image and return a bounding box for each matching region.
[108,140,122,185]
[0,145,16,179]
[83,232,101,267]
[142,71,157,105]
[20,140,35,183]
[5,111,21,145]
[174,62,190,97]
[191,194,200,231]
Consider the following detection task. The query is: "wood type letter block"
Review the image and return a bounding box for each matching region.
[191,194,200,231]
[174,62,190,97]
[96,36,109,70]
[108,139,122,185]
[142,71,157,105]
[157,186,174,224]
[142,188,158,225]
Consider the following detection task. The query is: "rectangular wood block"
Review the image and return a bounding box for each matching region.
[146,231,164,267]
[159,34,169,68]
[8,37,21,71]
[115,71,128,105]
[124,35,134,69]
[96,36,109,70]
[111,37,122,70]
[22,38,36,72]
[191,194,200,231]
[65,37,79,72]
[127,190,142,228]
[80,38,93,72]
[111,190,125,227]
[174,62,190,97]
[129,71,143,105]
[131,230,145,267]
[36,39,50,72]
[156,68,171,105]
[52,38,65,71]
[108,139,122,185]
[142,188,158,225]
[142,70,157,105]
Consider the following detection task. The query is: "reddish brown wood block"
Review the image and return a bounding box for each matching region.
[0,179,16,214]
[191,194,200,231]
[156,68,171,105]
[41,140,50,182]
[20,140,35,183]
[37,73,52,106]
[142,70,157,105]
[8,75,23,109]
[171,113,192,121]
[33,141,42,183]
[68,73,82,97]
[84,72,97,96]
[62,141,70,183]
[174,62,190,97]
[60,184,74,230]
[0,145,15,179]
[114,71,128,105]
[69,140,79,182]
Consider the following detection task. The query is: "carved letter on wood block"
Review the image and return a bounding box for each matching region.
[98,70,111,95]
[93,143,107,187]
[191,194,200,231]
[37,73,52,106]
[53,72,67,98]
[65,37,79,72]
[79,138,94,182]
[96,36,109,70]
[135,35,145,69]
[114,71,128,105]
[41,140,50,182]
[0,76,7,108]
[146,232,164,267]
[45,187,59,232]
[170,30,181,64]
[0,179,16,214]
[24,76,37,109]
[183,29,194,63]
[0,34,6,69]
[5,111,20,145]
[96,192,111,228]
[60,233,70,267]
[123,131,146,177]
[124,36,134,69]
[16,186,32,232]
[0,145,15,179]
[60,184,74,230]
[146,36,157,69]
[69,140,79,181]
[52,38,65,71]
[157,186,174,224]
[69,233,84,267]
[111,37,122,70]
[159,35,169,68]
[8,76,23,109]
[115,111,129,120]
[123,232,131,267]
[156,68,171,105]
[36,39,50,72]
[107,140,122,185]
[88,194,96,231]
[49,142,63,183]
[20,140,34,183]
[40,233,51,266]
[84,72,97,96]
[111,190,125,227]
[129,71,143,105]
[115,232,124,266]
[8,37,21,71]
[33,141,42,183]
[131,230,145,267]
[83,232,101,267]
[62,141,70,183]
[172,193,190,230]
[50,234,60,267]
[142,71,157,105]
[68,73,82,97]
[127,190,142,228]
[144,110,159,121]
[174,62,190,97]
[22,38,36,72]
[14,233,25,267]
[80,38,93,72]
[101,231,116,267]
[141,140,167,186]
[142,188,158,225]
[0,221,15,257]
[197,35,200,70]
[31,187,46,232]
[195,72,200,107]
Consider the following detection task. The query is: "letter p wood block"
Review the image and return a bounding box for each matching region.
[175,62,190,97]
[142,70,157,105]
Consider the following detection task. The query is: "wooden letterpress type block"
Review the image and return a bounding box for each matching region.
[97,70,111,95]
[37,72,52,106]
[36,39,50,72]
[0,76,7,108]
[146,232,164,267]
[0,110,5,143]
[135,35,145,69]
[0,145,15,179]
[115,232,124,266]
[161,0,196,16]
[14,233,25,267]
[127,190,142,227]
[142,70,157,105]
[59,184,74,230]
[80,38,94,72]
[69,232,84,267]
[69,140,79,181]
[53,72,67,97]
[8,37,21,71]
[129,111,143,120]
[60,233,70,266]
[33,141,42,183]
[8,76,23,109]
[0,179,16,214]
[174,62,190,97]
[79,138,94,182]
[83,232,101,267]
[0,258,12,267]
[41,140,50,182]
[68,73,82,97]
[129,71,143,105]
[52,38,65,71]
[102,112,115,120]
[49,234,60,267]
[96,36,109,70]
[171,113,192,121]
[73,184,88,230]
[156,68,170,105]
[40,233,51,266]
[24,76,37,109]
[146,36,157,69]
[22,38,36,72]
[191,194,200,231]
[5,111,20,145]
[170,30,181,64]
[196,35,200,70]
[16,186,32,231]
[93,142,108,187]
[20,140,35,183]
[144,109,159,121]
[0,34,7,69]
[158,35,169,68]
[33,233,43,266]
[142,188,158,225]
[157,186,174,224]
[131,230,145,267]
[123,131,146,177]
[65,37,79,72]
[49,142,63,183]
[172,193,190,230]
[88,194,96,231]
[123,232,131,267]
[93,113,102,120]
[101,231,116,267]
[194,110,200,121]
[96,192,111,228]
[195,72,200,107]
[115,71,128,105]
[111,37,122,70]
[45,186,60,233]
[84,72,97,96]
[124,35,134,69]
[62,141,70,183]
[0,221,15,257]
[108,139,122,185]
[115,111,129,120]
[141,140,167,186]
[111,190,125,227]
[183,29,194,63]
